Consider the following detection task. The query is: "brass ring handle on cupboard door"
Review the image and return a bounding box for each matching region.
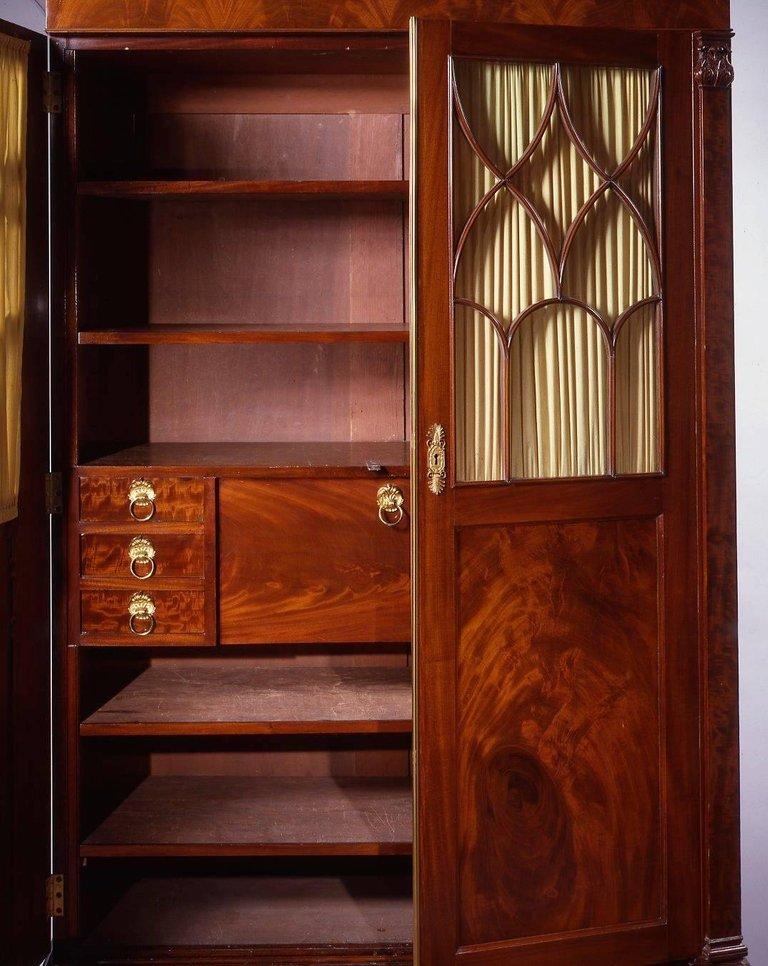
[128,536,156,580]
[128,479,156,521]
[377,484,404,527]
[128,592,156,636]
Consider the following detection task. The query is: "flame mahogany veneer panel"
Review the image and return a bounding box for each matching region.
[219,479,411,644]
[457,517,662,945]
[81,532,205,578]
[48,0,727,32]
[79,476,205,524]
[81,588,207,645]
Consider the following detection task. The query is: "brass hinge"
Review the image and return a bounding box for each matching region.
[43,71,62,114]
[45,472,63,515]
[46,874,64,918]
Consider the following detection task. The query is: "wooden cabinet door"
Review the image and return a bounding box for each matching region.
[412,20,702,964]
[0,19,52,966]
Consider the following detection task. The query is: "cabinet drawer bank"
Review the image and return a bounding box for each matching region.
[74,467,410,646]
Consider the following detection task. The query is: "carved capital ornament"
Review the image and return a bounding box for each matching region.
[695,32,735,89]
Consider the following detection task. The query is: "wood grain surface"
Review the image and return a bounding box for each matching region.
[78,324,409,345]
[79,476,205,524]
[146,117,404,181]
[81,664,412,735]
[80,532,205,579]
[84,875,413,949]
[81,775,412,855]
[81,441,410,475]
[77,180,409,200]
[456,517,662,944]
[219,479,410,644]
[145,198,404,325]
[80,588,207,644]
[47,0,728,32]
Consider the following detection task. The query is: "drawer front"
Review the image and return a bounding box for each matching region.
[79,476,205,524]
[81,532,206,580]
[219,478,410,645]
[81,589,207,644]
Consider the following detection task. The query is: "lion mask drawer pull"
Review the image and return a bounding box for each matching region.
[377,484,405,527]
[128,592,156,636]
[128,479,156,521]
[128,537,156,579]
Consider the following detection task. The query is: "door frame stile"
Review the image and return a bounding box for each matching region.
[692,28,748,966]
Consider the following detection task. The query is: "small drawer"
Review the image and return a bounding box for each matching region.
[81,533,206,580]
[80,588,207,645]
[79,476,205,525]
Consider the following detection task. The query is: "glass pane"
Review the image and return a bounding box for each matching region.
[452,58,661,481]
[455,305,504,483]
[509,305,608,479]
[615,302,659,474]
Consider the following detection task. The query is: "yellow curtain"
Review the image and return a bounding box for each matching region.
[453,60,658,481]
[0,34,29,523]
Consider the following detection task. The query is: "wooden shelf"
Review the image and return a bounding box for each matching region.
[85,875,413,950]
[81,776,412,857]
[78,323,409,345]
[81,665,412,736]
[80,441,410,477]
[77,179,409,201]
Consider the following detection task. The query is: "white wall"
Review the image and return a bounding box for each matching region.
[1,0,44,32]
[733,1,768,963]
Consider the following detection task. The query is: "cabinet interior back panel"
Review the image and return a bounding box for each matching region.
[147,200,405,325]
[148,343,405,442]
[148,114,404,180]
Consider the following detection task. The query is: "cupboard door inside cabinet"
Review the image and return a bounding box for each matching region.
[413,19,701,965]
[0,21,51,966]
[219,479,410,644]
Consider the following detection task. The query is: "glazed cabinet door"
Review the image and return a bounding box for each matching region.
[0,19,52,966]
[412,20,702,965]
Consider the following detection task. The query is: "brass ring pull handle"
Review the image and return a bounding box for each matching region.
[128,479,156,522]
[128,536,156,580]
[128,592,156,636]
[377,484,404,528]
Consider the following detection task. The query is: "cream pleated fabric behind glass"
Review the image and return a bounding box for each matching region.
[453,59,659,481]
[0,34,29,523]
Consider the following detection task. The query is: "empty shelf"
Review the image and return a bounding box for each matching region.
[80,441,410,477]
[78,323,409,345]
[81,776,412,857]
[85,874,413,950]
[81,665,412,736]
[77,179,409,200]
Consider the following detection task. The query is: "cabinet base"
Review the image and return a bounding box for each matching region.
[695,936,750,964]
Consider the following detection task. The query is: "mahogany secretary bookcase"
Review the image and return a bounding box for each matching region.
[4,0,745,963]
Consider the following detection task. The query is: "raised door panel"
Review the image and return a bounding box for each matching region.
[219,478,410,644]
[457,517,662,945]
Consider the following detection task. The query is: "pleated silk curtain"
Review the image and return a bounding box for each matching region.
[452,59,660,482]
[0,34,29,523]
